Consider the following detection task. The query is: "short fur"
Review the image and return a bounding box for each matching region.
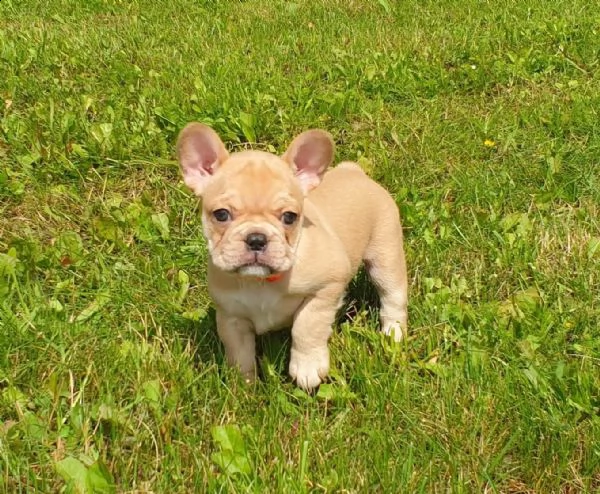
[177,123,408,390]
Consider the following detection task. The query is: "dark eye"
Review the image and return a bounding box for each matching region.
[213,208,231,222]
[281,211,298,226]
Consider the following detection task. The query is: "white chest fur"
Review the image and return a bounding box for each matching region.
[213,281,304,335]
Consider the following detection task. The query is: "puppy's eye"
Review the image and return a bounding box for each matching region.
[212,209,231,222]
[281,211,298,226]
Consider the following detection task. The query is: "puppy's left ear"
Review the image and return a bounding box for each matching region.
[283,130,335,194]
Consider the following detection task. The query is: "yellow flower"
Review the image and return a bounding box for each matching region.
[484,139,496,148]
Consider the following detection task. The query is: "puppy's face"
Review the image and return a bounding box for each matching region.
[201,152,304,276]
[177,124,334,277]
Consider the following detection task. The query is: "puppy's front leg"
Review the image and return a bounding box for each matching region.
[216,310,256,382]
[289,287,344,391]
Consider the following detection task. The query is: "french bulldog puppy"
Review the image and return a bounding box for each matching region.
[177,123,408,391]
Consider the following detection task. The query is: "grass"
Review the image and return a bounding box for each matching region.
[1,0,599,491]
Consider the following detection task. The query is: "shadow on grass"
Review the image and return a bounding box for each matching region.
[342,267,381,325]
[182,270,383,382]
[182,307,293,383]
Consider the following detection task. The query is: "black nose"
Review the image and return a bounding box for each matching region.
[245,233,268,252]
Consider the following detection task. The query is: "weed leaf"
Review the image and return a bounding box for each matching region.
[55,456,115,493]
[0,250,17,277]
[376,0,392,14]
[74,292,110,322]
[55,457,88,493]
[238,112,256,142]
[151,213,170,240]
[210,425,252,476]
[86,460,115,493]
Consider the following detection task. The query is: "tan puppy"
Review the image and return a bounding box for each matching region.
[177,123,408,391]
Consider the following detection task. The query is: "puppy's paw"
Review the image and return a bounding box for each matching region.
[241,369,257,385]
[382,321,405,342]
[289,347,330,391]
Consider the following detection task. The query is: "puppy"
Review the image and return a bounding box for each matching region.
[177,123,408,391]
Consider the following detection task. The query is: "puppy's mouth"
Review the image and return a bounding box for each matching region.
[235,253,275,277]
[236,262,274,277]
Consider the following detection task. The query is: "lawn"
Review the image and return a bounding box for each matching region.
[1,0,599,491]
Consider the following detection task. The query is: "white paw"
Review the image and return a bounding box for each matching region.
[382,321,405,342]
[289,347,330,391]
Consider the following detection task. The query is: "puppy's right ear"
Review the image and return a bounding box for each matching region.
[176,123,229,196]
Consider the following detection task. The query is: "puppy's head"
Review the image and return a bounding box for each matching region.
[177,123,334,277]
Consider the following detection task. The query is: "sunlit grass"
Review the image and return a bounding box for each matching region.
[1,0,599,491]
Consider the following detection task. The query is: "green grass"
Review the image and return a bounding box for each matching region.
[1,0,599,491]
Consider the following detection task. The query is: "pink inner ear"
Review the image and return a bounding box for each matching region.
[195,135,218,174]
[178,123,230,196]
[294,143,321,172]
[296,169,321,192]
[283,129,334,193]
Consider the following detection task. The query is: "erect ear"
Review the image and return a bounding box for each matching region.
[282,129,335,194]
[176,123,229,196]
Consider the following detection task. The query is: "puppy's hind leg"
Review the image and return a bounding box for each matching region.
[364,214,408,342]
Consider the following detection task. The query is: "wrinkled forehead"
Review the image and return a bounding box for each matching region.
[203,151,303,211]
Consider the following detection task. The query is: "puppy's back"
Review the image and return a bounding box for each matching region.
[307,163,400,271]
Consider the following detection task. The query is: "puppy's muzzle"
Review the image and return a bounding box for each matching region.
[245,232,268,252]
